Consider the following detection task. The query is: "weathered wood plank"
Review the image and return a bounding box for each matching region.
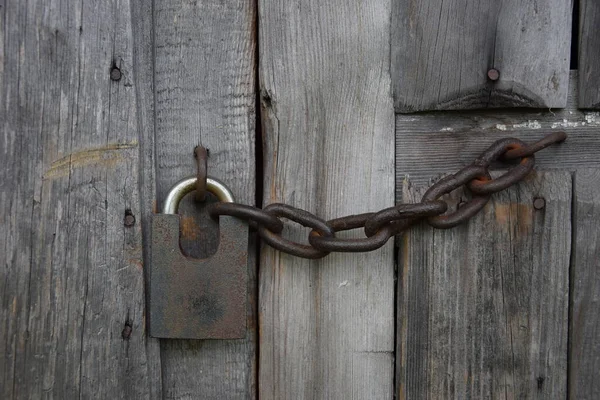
[130,0,164,396]
[151,0,257,398]
[579,0,600,108]
[398,171,571,399]
[391,0,573,112]
[569,169,600,399]
[0,0,161,398]
[258,0,395,398]
[396,72,599,188]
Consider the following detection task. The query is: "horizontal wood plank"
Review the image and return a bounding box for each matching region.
[258,0,396,398]
[398,171,571,398]
[396,72,599,188]
[569,169,600,399]
[579,0,600,108]
[0,0,162,398]
[392,0,573,112]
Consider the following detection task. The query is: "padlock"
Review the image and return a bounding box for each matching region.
[148,176,248,339]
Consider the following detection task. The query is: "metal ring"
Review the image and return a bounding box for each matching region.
[423,165,491,229]
[208,203,284,233]
[258,203,334,259]
[309,213,394,253]
[162,176,234,214]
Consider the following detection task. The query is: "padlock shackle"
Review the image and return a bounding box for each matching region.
[162,176,235,214]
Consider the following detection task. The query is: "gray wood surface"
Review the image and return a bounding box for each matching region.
[579,0,600,109]
[569,169,600,399]
[0,0,162,398]
[391,0,573,112]
[151,0,258,398]
[258,0,396,398]
[398,171,571,399]
[396,72,599,188]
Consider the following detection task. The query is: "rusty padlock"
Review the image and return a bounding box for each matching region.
[148,176,248,339]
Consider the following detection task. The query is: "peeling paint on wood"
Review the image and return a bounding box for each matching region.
[396,72,600,188]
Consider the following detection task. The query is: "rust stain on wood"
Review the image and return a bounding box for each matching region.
[494,203,533,235]
[43,142,138,179]
[128,258,144,271]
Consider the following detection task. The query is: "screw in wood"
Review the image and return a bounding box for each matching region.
[487,68,500,81]
[533,197,546,210]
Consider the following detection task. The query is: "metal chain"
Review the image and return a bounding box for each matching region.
[206,132,567,259]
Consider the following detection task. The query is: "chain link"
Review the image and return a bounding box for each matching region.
[206,132,567,259]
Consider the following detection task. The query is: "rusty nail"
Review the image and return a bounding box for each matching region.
[533,197,545,210]
[487,68,500,81]
[110,67,122,81]
[124,210,136,227]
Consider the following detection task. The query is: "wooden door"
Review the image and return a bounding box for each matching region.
[2,0,599,399]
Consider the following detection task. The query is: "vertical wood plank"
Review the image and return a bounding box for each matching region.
[391,0,573,112]
[0,0,161,398]
[569,169,600,398]
[398,171,571,399]
[258,0,396,398]
[151,0,257,398]
[579,0,600,109]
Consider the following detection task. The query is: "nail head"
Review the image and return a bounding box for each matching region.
[487,68,500,81]
[110,67,122,81]
[124,211,136,227]
[533,198,545,210]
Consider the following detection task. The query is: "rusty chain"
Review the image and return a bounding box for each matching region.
[203,132,566,259]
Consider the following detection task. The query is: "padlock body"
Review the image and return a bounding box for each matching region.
[148,214,248,339]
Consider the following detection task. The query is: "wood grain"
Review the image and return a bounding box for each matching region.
[579,0,600,109]
[391,0,573,112]
[151,0,258,398]
[258,0,396,398]
[396,72,599,188]
[0,0,161,398]
[398,171,571,399]
[569,169,600,399]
